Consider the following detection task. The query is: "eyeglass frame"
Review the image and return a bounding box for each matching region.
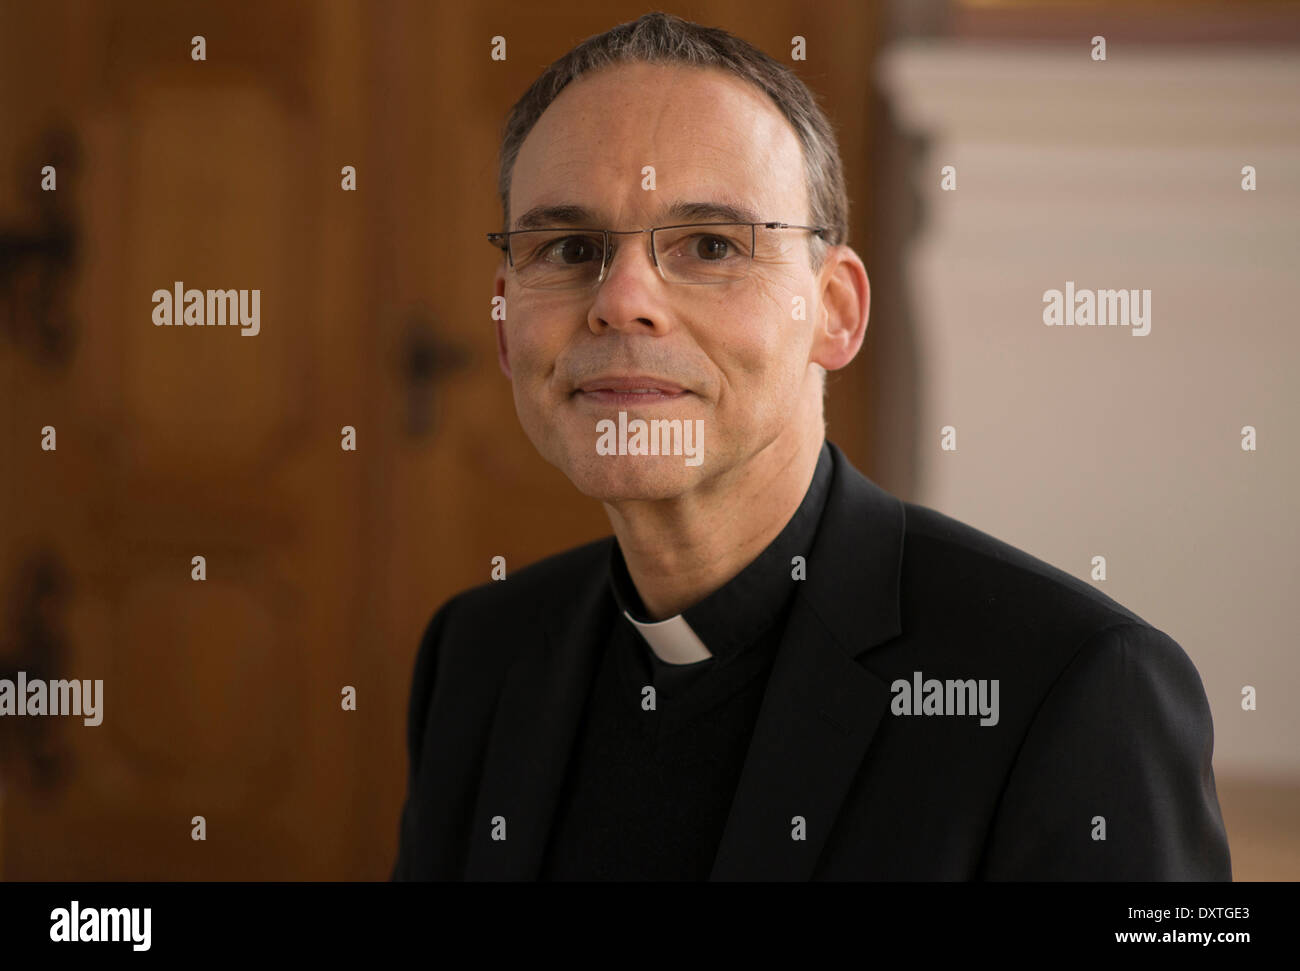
[485,221,828,289]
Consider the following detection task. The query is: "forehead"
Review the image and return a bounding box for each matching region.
[509,61,809,229]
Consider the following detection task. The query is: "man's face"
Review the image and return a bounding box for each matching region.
[496,62,826,502]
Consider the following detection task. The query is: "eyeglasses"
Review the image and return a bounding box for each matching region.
[486,221,827,290]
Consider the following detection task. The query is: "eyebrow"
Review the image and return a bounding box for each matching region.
[512,199,763,231]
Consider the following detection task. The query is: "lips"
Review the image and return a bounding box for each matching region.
[573,375,690,405]
[576,375,687,394]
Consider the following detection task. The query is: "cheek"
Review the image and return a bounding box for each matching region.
[711,289,801,395]
[507,314,564,382]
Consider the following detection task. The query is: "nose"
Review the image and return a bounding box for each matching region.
[599,231,659,288]
[587,231,668,335]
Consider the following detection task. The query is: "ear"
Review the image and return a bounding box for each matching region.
[494,268,512,379]
[809,245,870,373]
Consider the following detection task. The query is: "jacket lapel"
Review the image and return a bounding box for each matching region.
[462,548,614,880]
[710,442,906,880]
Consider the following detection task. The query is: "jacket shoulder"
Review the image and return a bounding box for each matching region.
[400,534,613,772]
[899,498,1152,636]
[888,500,1228,877]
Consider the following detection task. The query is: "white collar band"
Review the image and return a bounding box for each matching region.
[623,610,712,665]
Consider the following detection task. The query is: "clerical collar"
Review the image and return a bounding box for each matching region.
[621,612,711,665]
[607,440,835,664]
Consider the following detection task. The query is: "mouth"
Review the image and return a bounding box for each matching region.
[572,376,691,406]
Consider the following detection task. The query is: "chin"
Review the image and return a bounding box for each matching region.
[559,452,706,502]
[522,403,715,500]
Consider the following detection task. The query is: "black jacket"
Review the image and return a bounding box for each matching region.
[392,441,1231,880]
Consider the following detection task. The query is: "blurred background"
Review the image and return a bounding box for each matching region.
[1,0,1296,879]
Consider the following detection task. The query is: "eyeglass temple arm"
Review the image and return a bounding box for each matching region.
[762,222,827,238]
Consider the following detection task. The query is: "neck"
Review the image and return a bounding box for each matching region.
[605,422,824,620]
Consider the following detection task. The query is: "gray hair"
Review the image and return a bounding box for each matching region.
[494,11,850,271]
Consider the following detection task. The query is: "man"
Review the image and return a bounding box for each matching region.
[392,12,1231,880]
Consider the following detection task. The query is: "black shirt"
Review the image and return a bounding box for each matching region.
[538,441,835,880]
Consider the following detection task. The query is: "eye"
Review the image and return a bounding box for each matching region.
[543,235,601,265]
[691,235,731,261]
